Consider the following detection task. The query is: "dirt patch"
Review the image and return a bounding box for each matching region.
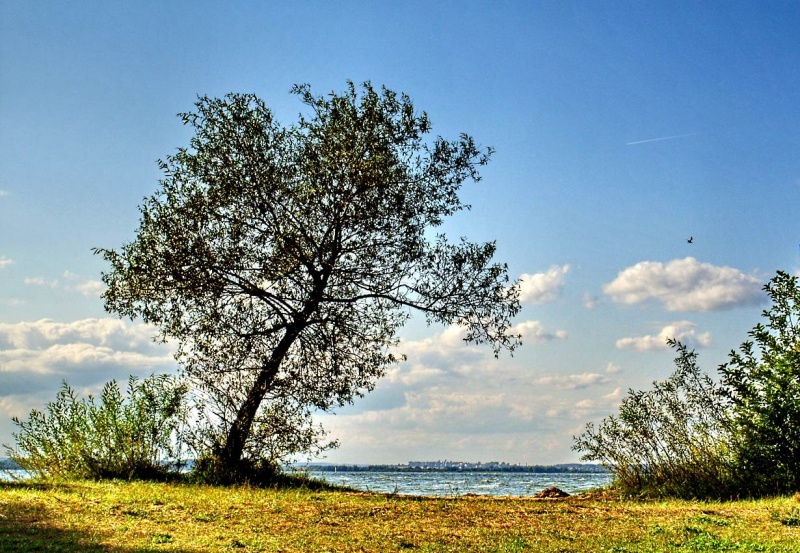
[533,487,570,499]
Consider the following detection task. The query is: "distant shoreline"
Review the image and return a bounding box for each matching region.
[2,457,608,475]
[303,463,608,474]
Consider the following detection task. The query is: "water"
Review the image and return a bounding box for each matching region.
[309,470,611,497]
[0,469,30,482]
[1,468,612,497]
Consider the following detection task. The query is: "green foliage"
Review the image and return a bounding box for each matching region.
[95,81,520,478]
[6,374,189,480]
[573,341,741,499]
[576,271,800,499]
[719,271,800,495]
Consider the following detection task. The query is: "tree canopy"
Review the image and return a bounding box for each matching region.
[96,82,521,480]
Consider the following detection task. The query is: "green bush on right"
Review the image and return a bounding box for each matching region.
[575,270,800,499]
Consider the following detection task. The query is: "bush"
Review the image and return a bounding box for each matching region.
[719,270,800,495]
[576,271,800,499]
[573,340,742,499]
[5,374,189,480]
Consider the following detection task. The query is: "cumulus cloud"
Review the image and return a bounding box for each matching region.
[321,372,624,462]
[511,320,568,344]
[0,319,176,397]
[518,265,570,304]
[616,320,711,351]
[605,362,622,374]
[0,256,13,269]
[516,385,625,423]
[603,257,763,311]
[74,280,106,297]
[394,325,483,376]
[320,315,618,463]
[572,387,623,413]
[391,320,567,385]
[22,271,106,296]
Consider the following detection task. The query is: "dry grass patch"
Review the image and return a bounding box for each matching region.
[1,480,800,552]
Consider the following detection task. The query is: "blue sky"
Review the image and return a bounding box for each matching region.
[1,1,799,464]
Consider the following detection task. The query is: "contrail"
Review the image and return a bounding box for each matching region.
[626,133,696,146]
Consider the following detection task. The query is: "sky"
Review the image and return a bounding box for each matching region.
[1,1,799,465]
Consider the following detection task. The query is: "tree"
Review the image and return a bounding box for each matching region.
[96,82,521,480]
[719,270,800,495]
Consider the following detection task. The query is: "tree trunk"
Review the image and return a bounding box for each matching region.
[218,269,328,477]
[218,360,281,472]
[218,302,321,474]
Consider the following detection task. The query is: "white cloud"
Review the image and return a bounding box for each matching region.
[0,319,175,451]
[22,271,105,297]
[518,265,570,304]
[0,190,8,197]
[0,319,176,396]
[390,319,567,384]
[533,372,607,390]
[394,325,483,374]
[320,317,618,463]
[603,257,763,311]
[605,362,621,374]
[0,318,159,350]
[511,320,568,344]
[583,292,600,310]
[75,280,106,297]
[24,276,59,288]
[572,387,623,413]
[616,320,711,351]
[0,256,13,269]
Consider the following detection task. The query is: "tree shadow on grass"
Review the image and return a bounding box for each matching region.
[0,483,202,553]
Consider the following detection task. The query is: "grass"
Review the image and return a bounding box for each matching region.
[1,479,800,552]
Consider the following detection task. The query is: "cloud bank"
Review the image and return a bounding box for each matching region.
[0,319,176,415]
[317,320,618,464]
[603,257,763,311]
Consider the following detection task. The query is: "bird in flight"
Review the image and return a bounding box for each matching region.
[687,236,694,244]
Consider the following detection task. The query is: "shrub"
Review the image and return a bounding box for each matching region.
[576,271,800,499]
[573,340,742,499]
[5,374,189,480]
[719,270,800,495]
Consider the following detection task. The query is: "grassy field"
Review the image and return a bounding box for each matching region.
[1,479,800,552]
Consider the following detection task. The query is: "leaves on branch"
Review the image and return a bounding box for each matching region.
[95,81,520,474]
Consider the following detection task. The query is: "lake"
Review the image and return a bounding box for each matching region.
[308,470,612,497]
[2,468,613,497]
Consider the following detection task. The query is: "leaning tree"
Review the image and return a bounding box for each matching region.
[97,82,520,479]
